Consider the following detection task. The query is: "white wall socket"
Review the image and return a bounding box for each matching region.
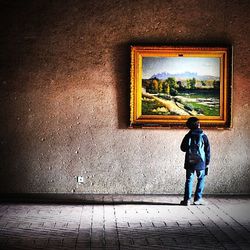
[77,176,84,183]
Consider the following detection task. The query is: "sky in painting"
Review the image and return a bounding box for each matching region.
[142,57,220,79]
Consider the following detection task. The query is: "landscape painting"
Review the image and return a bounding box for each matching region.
[130,46,232,128]
[142,57,220,117]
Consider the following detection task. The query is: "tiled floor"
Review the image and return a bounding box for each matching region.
[0,196,249,249]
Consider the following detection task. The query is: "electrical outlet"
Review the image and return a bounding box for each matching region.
[77,176,84,183]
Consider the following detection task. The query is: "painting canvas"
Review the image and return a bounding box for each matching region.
[142,57,220,116]
[130,46,232,128]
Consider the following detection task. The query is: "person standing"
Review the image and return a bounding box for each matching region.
[180,117,210,205]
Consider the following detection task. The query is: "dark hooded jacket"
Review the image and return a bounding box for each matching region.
[180,128,210,170]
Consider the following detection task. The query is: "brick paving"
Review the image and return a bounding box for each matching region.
[0,196,249,249]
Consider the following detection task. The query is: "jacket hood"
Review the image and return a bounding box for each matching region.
[188,128,203,135]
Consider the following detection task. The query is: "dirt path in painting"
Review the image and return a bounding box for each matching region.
[142,92,197,116]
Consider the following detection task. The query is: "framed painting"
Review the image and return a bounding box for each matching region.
[130,46,232,129]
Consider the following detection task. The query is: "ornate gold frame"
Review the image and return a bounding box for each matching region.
[130,46,232,129]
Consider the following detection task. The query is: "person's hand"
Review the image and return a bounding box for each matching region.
[205,167,209,176]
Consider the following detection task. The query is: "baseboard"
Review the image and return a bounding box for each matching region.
[0,193,249,204]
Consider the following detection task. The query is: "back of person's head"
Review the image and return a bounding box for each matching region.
[186,117,200,130]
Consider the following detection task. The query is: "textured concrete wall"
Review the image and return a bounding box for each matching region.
[0,0,249,194]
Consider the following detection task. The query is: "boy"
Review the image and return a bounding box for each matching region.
[180,117,210,206]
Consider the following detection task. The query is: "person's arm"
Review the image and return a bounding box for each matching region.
[203,134,210,166]
[180,134,189,152]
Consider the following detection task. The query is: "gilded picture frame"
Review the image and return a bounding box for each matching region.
[130,46,232,129]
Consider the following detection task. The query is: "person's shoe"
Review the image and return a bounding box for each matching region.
[193,199,206,205]
[180,200,190,206]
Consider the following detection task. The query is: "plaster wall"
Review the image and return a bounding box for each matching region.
[0,0,249,194]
